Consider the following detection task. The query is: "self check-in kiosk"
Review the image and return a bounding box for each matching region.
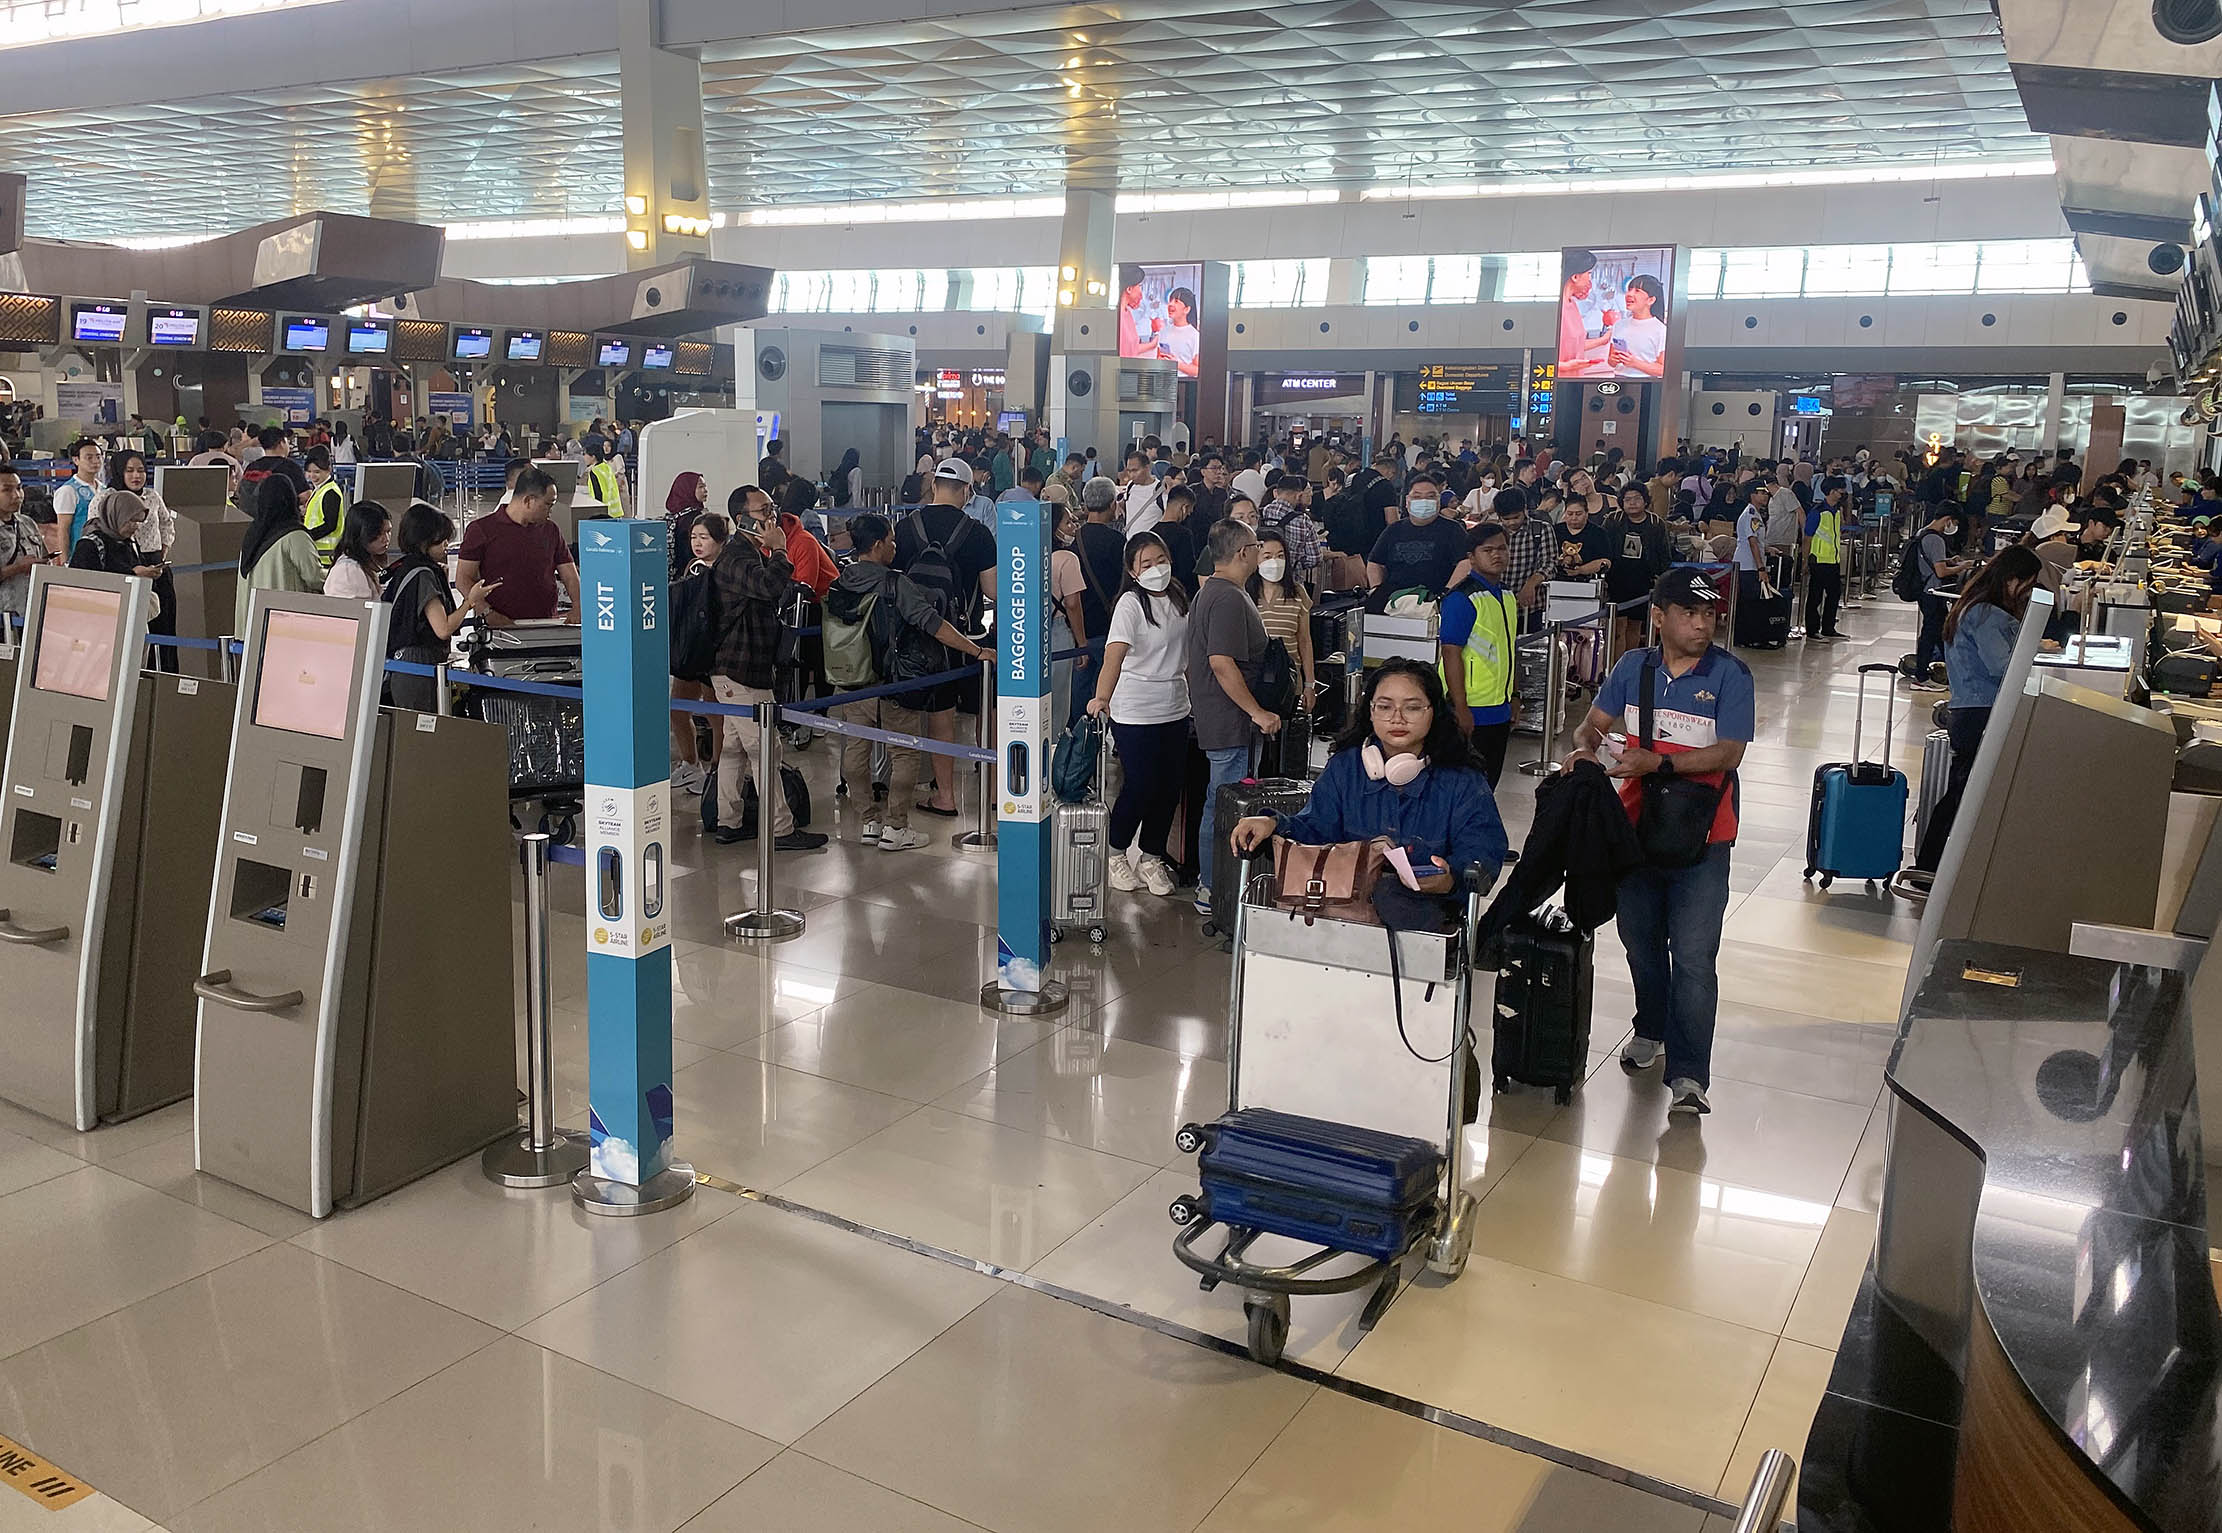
[153,464,244,677]
[194,589,516,1217]
[353,463,420,511]
[0,568,235,1129]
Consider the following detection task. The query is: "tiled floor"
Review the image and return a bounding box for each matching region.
[0,595,1934,1531]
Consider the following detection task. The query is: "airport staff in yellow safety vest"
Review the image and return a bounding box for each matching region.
[301,446,347,568]
[1438,520,1520,785]
[587,445,627,518]
[1802,484,1853,642]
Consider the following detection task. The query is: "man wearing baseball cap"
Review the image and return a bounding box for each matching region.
[1570,565,1754,1116]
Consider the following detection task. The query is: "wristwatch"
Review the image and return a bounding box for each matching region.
[1655,754,1676,777]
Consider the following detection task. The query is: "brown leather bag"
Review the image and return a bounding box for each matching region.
[1270,836,1390,925]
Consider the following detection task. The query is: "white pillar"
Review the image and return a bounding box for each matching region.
[618,0,710,270]
[2040,371,2065,455]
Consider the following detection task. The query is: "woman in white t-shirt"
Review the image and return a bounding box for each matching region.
[322,500,392,600]
[1085,530,1191,897]
[1606,275,1667,379]
[1155,287,1201,378]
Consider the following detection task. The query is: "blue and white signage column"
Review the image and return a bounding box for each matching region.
[989,496,1063,1012]
[575,518,693,1212]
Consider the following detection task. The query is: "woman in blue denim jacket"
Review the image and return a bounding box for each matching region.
[1230,658,1509,891]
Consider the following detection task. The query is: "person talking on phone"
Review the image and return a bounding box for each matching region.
[1229,658,1508,902]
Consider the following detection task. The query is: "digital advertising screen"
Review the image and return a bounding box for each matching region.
[505,329,543,363]
[69,303,127,344]
[282,317,330,353]
[596,339,632,367]
[1554,246,1676,381]
[345,322,391,355]
[146,307,200,347]
[1117,262,1203,378]
[641,343,674,370]
[32,584,121,701]
[452,327,493,360]
[253,609,359,740]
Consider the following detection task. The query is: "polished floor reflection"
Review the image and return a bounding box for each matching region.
[0,599,1931,1530]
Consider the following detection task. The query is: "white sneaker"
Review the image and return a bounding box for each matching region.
[673,762,704,793]
[1108,851,1141,892]
[1668,1078,1712,1115]
[878,826,930,852]
[1620,1036,1664,1072]
[1136,855,1177,897]
[860,819,883,846]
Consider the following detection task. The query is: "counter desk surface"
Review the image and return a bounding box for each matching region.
[1801,940,2222,1533]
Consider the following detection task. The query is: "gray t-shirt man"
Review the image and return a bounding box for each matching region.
[1187,575,1268,752]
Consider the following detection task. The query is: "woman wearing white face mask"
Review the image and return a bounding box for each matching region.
[1086,531,1192,898]
[1247,529,1314,773]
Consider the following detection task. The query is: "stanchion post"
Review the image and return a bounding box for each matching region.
[724,701,805,941]
[434,662,452,716]
[1520,620,1567,777]
[220,636,239,684]
[483,833,591,1187]
[954,653,998,853]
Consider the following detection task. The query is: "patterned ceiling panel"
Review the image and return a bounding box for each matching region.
[0,0,2039,240]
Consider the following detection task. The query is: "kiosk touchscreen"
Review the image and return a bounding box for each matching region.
[0,569,229,1129]
[195,590,515,1216]
[354,463,420,510]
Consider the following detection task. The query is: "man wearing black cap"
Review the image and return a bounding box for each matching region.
[1570,566,1754,1117]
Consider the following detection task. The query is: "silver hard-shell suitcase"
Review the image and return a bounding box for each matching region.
[1052,728,1113,944]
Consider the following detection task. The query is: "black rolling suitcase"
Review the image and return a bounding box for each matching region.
[1206,777,1311,936]
[1490,908,1594,1104]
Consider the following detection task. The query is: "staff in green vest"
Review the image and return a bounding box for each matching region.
[587,440,626,517]
[1438,521,1520,784]
[1802,484,1853,641]
[301,445,348,568]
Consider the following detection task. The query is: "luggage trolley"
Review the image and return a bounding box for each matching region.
[1168,856,1487,1365]
[463,623,586,844]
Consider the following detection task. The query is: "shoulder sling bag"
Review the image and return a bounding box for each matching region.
[1636,655,1723,869]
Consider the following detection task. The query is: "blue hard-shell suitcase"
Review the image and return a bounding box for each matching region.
[1804,663,1909,888]
[1191,1108,1442,1262]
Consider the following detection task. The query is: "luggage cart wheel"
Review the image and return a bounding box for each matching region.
[1167,1194,1204,1226]
[1087,924,1108,945]
[1173,1123,1207,1157]
[1243,1294,1290,1366]
[1048,926,1064,945]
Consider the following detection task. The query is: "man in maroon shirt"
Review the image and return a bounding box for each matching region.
[455,466,580,625]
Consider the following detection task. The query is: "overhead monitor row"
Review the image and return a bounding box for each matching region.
[62,299,681,370]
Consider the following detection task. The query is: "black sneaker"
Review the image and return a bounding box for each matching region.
[773,830,830,851]
[712,824,757,844]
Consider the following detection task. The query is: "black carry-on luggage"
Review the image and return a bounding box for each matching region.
[1490,908,1594,1104]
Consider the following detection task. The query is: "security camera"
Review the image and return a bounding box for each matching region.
[2149,243,2187,275]
[2155,0,2222,43]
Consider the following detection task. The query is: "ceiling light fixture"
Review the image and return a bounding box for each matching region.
[624,194,647,216]
[1359,158,2056,202]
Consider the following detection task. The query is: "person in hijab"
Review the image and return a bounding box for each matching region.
[69,489,164,580]
[234,472,322,634]
[830,447,863,508]
[664,470,708,582]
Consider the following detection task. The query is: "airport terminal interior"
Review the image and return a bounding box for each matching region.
[3,2,2222,1531]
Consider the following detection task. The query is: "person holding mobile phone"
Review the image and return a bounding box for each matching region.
[381,501,498,712]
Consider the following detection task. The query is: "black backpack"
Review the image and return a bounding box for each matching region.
[670,569,719,676]
[1253,636,1297,716]
[902,511,963,613]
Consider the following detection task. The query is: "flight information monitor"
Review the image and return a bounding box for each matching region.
[69,303,127,344]
[597,339,632,367]
[253,610,359,740]
[641,343,674,370]
[146,308,200,347]
[452,327,493,360]
[32,584,121,701]
[346,322,391,355]
[282,318,330,353]
[505,330,543,362]
[1416,362,1520,413]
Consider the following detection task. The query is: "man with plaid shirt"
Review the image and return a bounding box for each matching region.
[1261,470,1323,589]
[1491,486,1557,631]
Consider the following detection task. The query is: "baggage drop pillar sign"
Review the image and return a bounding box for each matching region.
[576,519,692,1212]
[989,495,1063,1014]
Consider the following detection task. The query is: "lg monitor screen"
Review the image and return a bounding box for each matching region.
[346,323,390,355]
[146,308,200,347]
[641,343,674,370]
[283,318,330,353]
[505,330,543,362]
[69,304,127,344]
[597,340,632,367]
[252,609,359,740]
[1553,245,1677,382]
[32,584,121,701]
[453,329,492,360]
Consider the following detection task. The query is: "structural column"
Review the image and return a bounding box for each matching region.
[1048,185,1119,453]
[618,0,711,270]
[2040,371,2066,456]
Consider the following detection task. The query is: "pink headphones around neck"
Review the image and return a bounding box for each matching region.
[1362,742,1427,786]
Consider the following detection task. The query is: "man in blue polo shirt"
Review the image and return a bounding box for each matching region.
[1570,566,1754,1116]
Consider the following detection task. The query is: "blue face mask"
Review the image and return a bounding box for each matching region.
[1407,499,1439,523]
